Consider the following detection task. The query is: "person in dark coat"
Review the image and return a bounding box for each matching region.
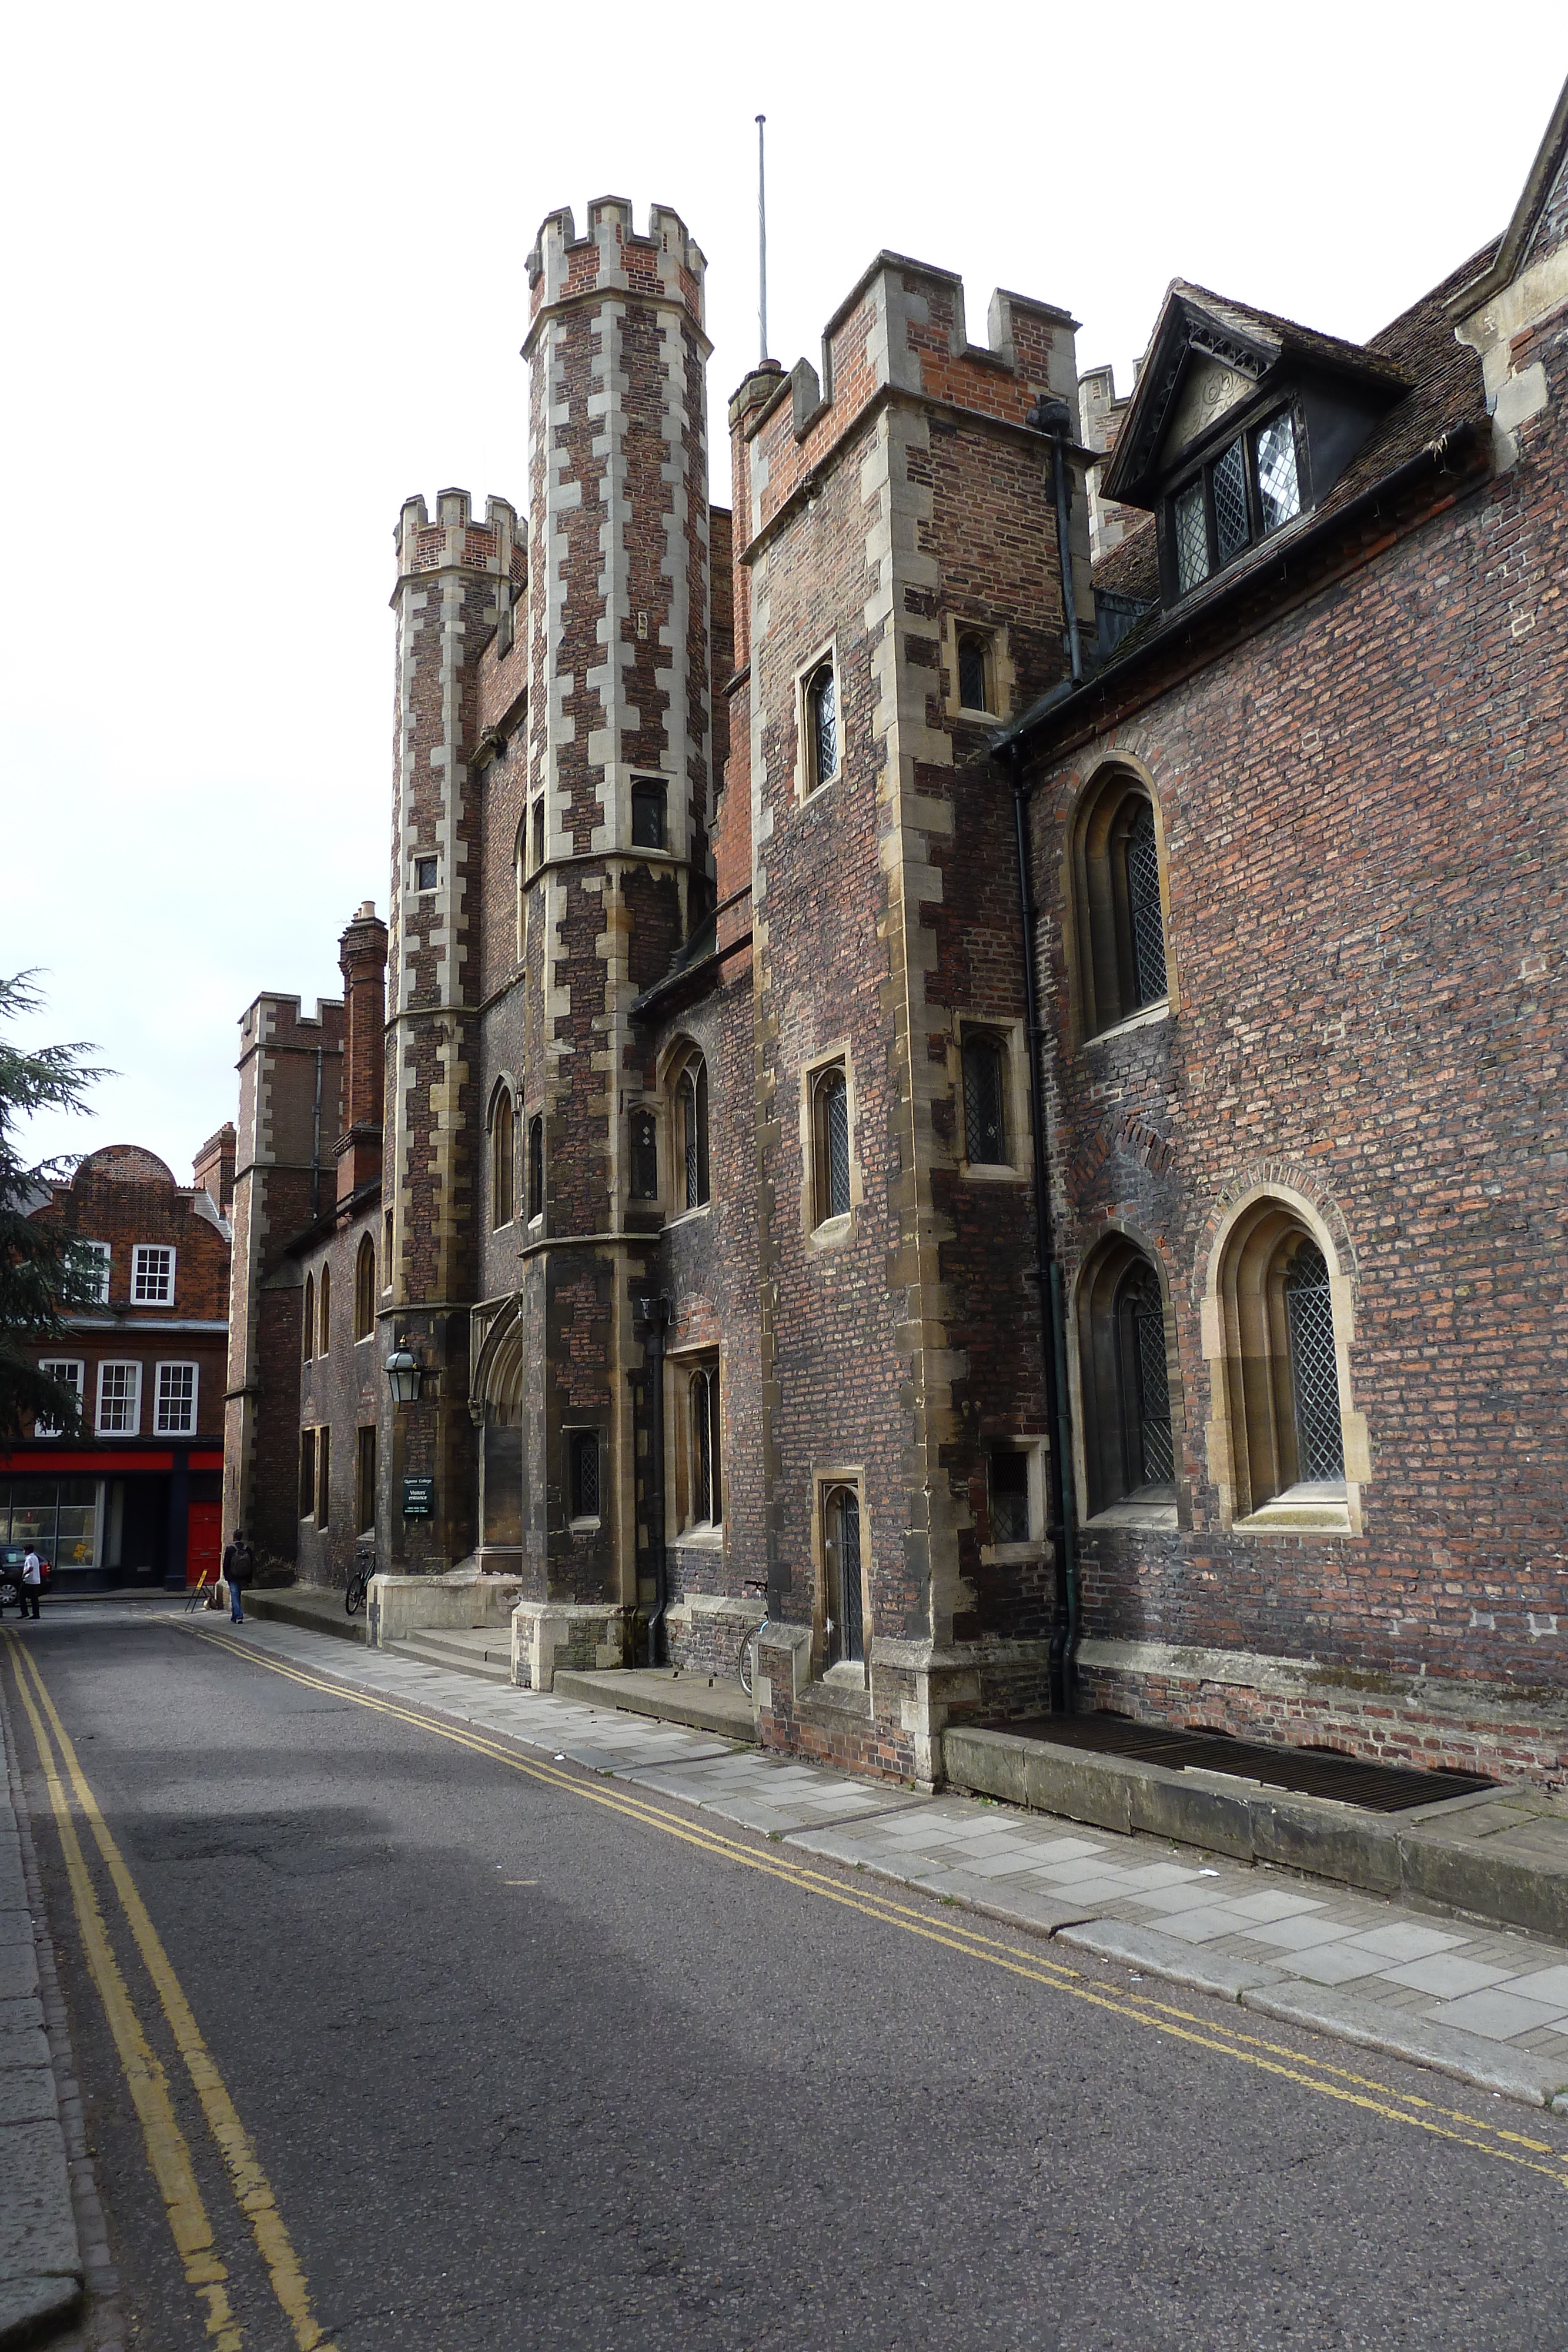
[220,1530,253,1625]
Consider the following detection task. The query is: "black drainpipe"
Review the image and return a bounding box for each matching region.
[640,1292,671,1665]
[1007,750,1078,1712]
[310,1045,323,1222]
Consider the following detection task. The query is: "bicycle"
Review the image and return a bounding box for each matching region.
[345,1546,375,1617]
[737,1580,770,1698]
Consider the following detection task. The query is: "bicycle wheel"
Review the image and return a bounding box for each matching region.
[738,1626,755,1698]
[345,1574,365,1618]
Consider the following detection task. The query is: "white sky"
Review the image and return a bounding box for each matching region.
[6,0,1561,1179]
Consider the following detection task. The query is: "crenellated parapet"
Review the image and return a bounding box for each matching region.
[524,198,707,349]
[395,489,524,585]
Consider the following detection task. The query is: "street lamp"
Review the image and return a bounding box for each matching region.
[385,1341,422,1404]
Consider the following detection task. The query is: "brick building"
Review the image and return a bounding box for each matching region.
[3,1140,232,1590]
[230,83,1568,1787]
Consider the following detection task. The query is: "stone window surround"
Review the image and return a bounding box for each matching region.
[978,1435,1048,1566]
[564,1425,602,1531]
[941,613,1017,725]
[666,1341,723,1545]
[799,1040,860,1251]
[810,1462,870,1687]
[1061,750,1179,1050]
[1201,1182,1369,1538]
[946,1013,1031,1182]
[1067,1220,1186,1533]
[793,634,843,804]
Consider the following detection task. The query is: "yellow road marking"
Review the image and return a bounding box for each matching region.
[8,1636,337,2352]
[5,1650,244,2348]
[190,1627,1568,2193]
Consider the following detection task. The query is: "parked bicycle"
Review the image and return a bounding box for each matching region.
[737,1580,770,1698]
[346,1546,375,1618]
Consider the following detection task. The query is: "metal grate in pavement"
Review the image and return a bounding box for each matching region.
[982,1712,1495,1815]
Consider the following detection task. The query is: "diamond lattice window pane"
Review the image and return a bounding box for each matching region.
[825,1075,850,1218]
[1130,1271,1174,1485]
[1213,439,1249,565]
[1125,801,1167,1007]
[1174,481,1208,593]
[1285,1245,1344,1479]
[1256,413,1301,533]
[963,1035,1007,1164]
[811,666,838,784]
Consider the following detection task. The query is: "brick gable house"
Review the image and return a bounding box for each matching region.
[229,81,1568,1788]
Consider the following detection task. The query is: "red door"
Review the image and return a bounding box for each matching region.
[186,1501,222,1591]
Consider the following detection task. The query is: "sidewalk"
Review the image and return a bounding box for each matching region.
[176,1611,1568,2113]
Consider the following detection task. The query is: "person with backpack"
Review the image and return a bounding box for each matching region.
[220,1529,253,1625]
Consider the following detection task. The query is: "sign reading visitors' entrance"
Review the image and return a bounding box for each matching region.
[402,1476,434,1519]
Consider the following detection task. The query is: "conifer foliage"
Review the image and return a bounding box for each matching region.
[0,975,109,1442]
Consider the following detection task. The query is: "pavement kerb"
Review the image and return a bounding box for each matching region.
[0,1677,90,2348]
[170,1619,1568,2119]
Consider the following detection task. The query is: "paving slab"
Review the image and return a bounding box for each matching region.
[1059,1921,1284,2002]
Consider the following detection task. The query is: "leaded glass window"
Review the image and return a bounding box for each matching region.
[678,1060,709,1209]
[813,1066,851,1224]
[962,1032,1008,1165]
[570,1429,600,1521]
[957,632,989,713]
[1125,801,1168,1007]
[527,1115,543,1222]
[807,662,838,789]
[824,1484,864,1665]
[630,1108,658,1201]
[1127,1269,1174,1486]
[1212,438,1249,565]
[1174,480,1209,594]
[1256,413,1301,533]
[490,1094,514,1230]
[690,1365,721,1526]
[990,1451,1031,1545]
[1285,1244,1343,1481]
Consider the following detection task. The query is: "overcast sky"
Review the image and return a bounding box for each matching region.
[6,0,1562,1181]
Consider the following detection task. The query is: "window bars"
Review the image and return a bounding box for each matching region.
[1285,1244,1344,1480]
[824,1484,864,1665]
[962,1033,1008,1165]
[1125,801,1168,1007]
[814,1067,851,1222]
[808,663,838,787]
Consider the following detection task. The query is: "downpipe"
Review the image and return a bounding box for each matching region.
[639,1292,671,1666]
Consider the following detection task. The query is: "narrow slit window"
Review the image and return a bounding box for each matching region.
[678,1060,709,1210]
[317,1425,331,1529]
[805,662,838,791]
[823,1484,864,1666]
[570,1430,600,1522]
[527,1116,544,1222]
[1285,1244,1344,1481]
[318,1265,331,1352]
[302,1274,315,1362]
[299,1428,317,1520]
[630,1108,658,1202]
[631,777,667,850]
[354,1234,377,1338]
[356,1425,377,1535]
[491,1093,515,1230]
[989,1450,1031,1545]
[812,1065,851,1225]
[689,1365,721,1527]
[962,1033,1008,1165]
[957,632,990,713]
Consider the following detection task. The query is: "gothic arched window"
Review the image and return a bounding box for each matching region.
[1076,1238,1181,1520]
[1069,769,1172,1038]
[353,1235,376,1342]
[677,1058,709,1210]
[823,1483,864,1667]
[804,660,838,792]
[811,1064,851,1226]
[490,1091,515,1230]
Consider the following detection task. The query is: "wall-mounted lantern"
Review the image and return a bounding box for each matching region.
[385,1340,422,1405]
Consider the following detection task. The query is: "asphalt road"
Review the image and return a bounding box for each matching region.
[6,1609,1566,2351]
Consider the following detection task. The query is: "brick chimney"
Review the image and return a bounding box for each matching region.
[192,1123,237,1215]
[336,901,388,1204]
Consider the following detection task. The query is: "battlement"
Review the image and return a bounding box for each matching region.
[524,198,707,339]
[395,490,524,583]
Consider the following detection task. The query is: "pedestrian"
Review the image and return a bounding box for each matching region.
[20,1549,42,1622]
[220,1529,253,1625]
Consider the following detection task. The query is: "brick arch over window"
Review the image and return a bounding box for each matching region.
[1072,1228,1183,1521]
[1065,756,1177,1043]
[1202,1186,1369,1531]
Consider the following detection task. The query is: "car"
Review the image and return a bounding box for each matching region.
[0,1548,51,1613]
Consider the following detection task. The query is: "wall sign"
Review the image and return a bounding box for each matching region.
[402,1475,434,1519]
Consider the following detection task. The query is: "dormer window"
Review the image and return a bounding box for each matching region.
[1170,409,1302,596]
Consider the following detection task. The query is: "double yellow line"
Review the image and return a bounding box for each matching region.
[5,1633,335,2350]
[193,1626,1568,2195]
